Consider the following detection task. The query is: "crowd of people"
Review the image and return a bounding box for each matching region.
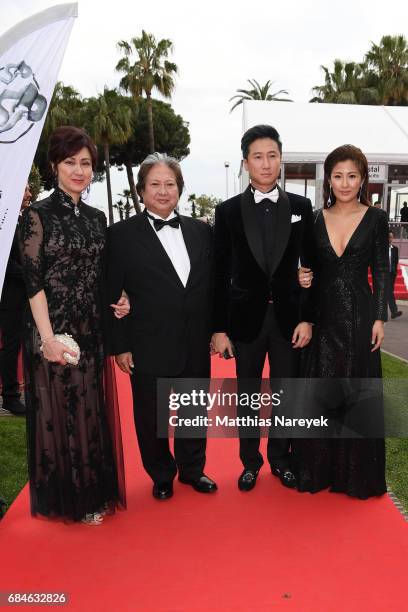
[0,122,397,524]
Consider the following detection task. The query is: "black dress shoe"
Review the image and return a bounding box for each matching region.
[391,311,402,319]
[178,474,217,493]
[238,469,259,492]
[271,467,297,489]
[2,398,25,415]
[152,482,173,500]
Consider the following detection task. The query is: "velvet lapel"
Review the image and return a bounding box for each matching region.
[141,210,185,290]
[240,185,267,274]
[269,185,291,279]
[179,216,197,290]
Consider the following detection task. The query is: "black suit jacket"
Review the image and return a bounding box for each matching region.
[0,225,26,311]
[213,185,315,342]
[107,211,213,376]
[400,208,408,223]
[390,244,399,275]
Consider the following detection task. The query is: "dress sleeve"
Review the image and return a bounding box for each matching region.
[19,208,45,298]
[370,210,389,322]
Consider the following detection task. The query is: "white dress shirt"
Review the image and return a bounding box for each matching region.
[147,209,191,287]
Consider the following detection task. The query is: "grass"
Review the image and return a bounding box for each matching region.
[382,352,408,378]
[382,352,408,511]
[0,352,407,516]
[0,416,27,516]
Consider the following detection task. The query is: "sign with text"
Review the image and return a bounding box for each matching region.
[368,164,386,181]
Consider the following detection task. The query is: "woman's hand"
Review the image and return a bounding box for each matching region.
[211,332,234,358]
[371,320,385,352]
[40,337,78,365]
[111,294,130,319]
[292,322,313,348]
[298,267,313,288]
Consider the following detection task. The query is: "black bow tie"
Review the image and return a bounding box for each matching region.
[146,211,180,231]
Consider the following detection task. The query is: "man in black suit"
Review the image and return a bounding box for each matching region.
[107,153,217,500]
[0,183,31,415]
[212,125,315,492]
[400,202,408,239]
[400,202,408,223]
[388,231,402,319]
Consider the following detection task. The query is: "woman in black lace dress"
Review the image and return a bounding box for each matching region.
[295,145,388,499]
[20,126,127,523]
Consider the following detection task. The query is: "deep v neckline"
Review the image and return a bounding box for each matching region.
[321,207,371,259]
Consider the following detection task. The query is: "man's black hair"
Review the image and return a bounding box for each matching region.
[241,124,282,159]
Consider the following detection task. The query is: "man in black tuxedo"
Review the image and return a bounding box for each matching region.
[400,202,408,224]
[212,125,315,491]
[107,153,217,500]
[0,183,31,415]
[388,231,402,319]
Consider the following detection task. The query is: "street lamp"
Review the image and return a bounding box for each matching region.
[224,161,230,200]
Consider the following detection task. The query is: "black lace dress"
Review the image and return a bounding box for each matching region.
[20,188,126,521]
[294,206,389,499]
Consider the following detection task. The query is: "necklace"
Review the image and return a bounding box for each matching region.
[58,188,81,217]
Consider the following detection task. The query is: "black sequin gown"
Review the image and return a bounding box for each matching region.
[19,189,126,520]
[294,206,389,499]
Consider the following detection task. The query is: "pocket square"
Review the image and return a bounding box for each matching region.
[291,214,301,223]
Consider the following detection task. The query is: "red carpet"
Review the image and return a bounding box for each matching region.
[369,264,408,300]
[1,357,407,611]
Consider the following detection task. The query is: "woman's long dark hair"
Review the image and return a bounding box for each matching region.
[323,144,370,209]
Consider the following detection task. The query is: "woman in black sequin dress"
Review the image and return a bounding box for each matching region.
[294,145,388,499]
[20,127,127,523]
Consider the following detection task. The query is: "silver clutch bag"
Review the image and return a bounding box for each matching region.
[54,333,80,366]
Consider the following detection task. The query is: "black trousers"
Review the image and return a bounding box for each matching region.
[234,304,299,471]
[388,273,398,315]
[0,308,23,400]
[130,364,209,484]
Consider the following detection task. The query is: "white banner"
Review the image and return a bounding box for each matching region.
[0,3,78,299]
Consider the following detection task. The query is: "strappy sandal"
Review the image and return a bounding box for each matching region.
[81,512,104,525]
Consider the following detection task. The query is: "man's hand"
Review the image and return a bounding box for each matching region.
[115,352,134,374]
[292,322,313,349]
[211,332,234,358]
[371,320,385,352]
[298,266,313,288]
[110,295,130,319]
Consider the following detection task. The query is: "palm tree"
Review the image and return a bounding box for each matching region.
[310,60,379,104]
[188,193,196,218]
[116,31,178,152]
[229,79,292,112]
[113,199,125,222]
[43,82,82,137]
[365,35,408,105]
[86,88,133,226]
[117,189,135,219]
